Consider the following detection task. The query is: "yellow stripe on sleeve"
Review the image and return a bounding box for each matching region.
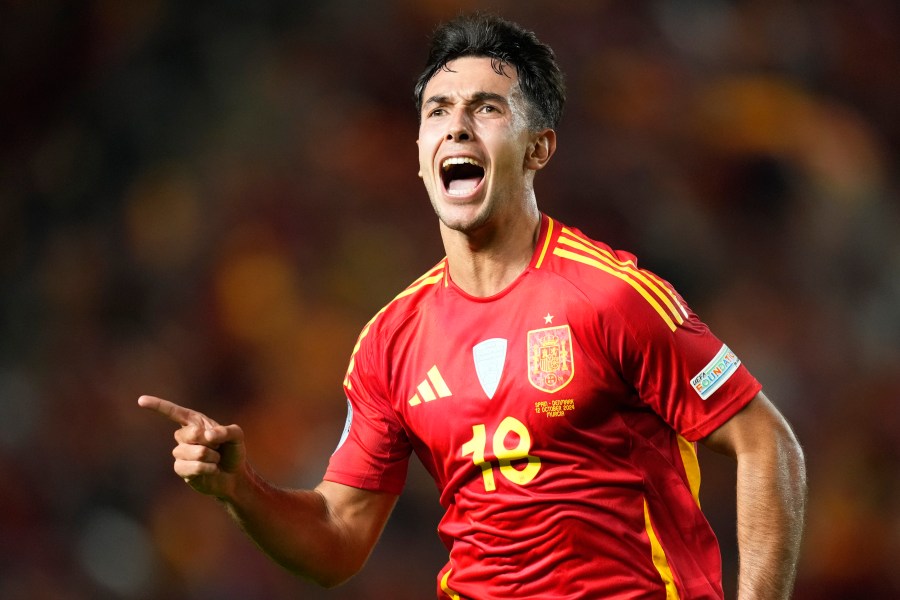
[553,247,678,332]
[645,269,690,320]
[558,230,686,327]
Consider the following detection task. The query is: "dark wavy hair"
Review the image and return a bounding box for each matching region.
[414,14,566,130]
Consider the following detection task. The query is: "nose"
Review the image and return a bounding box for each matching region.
[446,128,470,142]
[446,110,472,142]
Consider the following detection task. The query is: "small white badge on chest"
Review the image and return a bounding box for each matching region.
[472,338,508,399]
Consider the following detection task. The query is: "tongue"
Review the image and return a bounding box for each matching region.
[448,178,481,194]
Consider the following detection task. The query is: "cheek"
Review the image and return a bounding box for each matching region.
[416,135,439,172]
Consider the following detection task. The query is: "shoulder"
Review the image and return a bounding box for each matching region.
[343,259,447,388]
[539,217,690,334]
[366,259,446,335]
[538,218,635,292]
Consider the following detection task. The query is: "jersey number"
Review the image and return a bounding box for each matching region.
[461,416,541,492]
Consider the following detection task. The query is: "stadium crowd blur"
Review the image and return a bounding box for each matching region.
[1,1,898,598]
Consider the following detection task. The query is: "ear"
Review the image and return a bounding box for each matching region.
[524,129,557,171]
[416,138,423,178]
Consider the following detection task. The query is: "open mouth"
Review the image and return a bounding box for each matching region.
[441,157,485,196]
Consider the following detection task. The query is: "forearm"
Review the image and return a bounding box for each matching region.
[139,396,393,587]
[734,423,807,600]
[219,468,366,587]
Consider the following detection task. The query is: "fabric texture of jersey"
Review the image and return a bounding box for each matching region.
[325,215,761,599]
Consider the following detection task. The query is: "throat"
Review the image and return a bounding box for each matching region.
[439,202,542,297]
[449,253,531,298]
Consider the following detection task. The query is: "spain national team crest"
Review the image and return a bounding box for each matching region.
[527,324,575,393]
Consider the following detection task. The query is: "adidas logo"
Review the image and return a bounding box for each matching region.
[408,366,452,406]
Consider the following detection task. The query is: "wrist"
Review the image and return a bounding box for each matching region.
[216,461,257,508]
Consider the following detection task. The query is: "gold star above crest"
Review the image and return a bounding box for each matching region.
[544,313,554,324]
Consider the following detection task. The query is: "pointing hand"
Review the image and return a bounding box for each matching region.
[138,395,246,499]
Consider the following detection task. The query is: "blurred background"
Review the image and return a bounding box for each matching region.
[1,0,898,598]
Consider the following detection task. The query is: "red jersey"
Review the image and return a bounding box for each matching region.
[325,215,761,599]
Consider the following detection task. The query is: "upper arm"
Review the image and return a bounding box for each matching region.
[701,391,802,460]
[700,393,807,598]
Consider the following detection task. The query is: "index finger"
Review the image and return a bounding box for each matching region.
[138,395,203,427]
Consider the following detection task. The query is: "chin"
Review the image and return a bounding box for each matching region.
[436,204,493,235]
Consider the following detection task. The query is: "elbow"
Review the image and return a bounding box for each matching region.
[313,573,352,590]
[301,552,368,589]
[778,420,808,504]
[770,408,806,479]
[308,567,361,590]
[785,427,805,476]
[295,568,350,589]
[317,560,364,589]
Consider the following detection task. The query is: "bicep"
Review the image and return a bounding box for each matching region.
[701,391,798,458]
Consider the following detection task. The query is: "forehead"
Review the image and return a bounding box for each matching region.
[422,56,519,103]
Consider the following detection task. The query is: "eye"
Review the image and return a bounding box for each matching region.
[478,104,497,114]
[427,107,446,118]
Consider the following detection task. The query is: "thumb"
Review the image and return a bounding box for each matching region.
[206,423,246,474]
[203,423,244,446]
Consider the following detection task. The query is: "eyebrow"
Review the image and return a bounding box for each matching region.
[422,91,510,109]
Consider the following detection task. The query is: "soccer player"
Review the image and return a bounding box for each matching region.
[139,13,806,599]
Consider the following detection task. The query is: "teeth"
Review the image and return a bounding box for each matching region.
[442,157,483,170]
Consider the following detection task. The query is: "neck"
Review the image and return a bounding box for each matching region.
[441,208,541,297]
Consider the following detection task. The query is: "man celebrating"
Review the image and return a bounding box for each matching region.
[141,13,806,599]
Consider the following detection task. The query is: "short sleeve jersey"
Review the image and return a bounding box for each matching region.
[325,215,761,600]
